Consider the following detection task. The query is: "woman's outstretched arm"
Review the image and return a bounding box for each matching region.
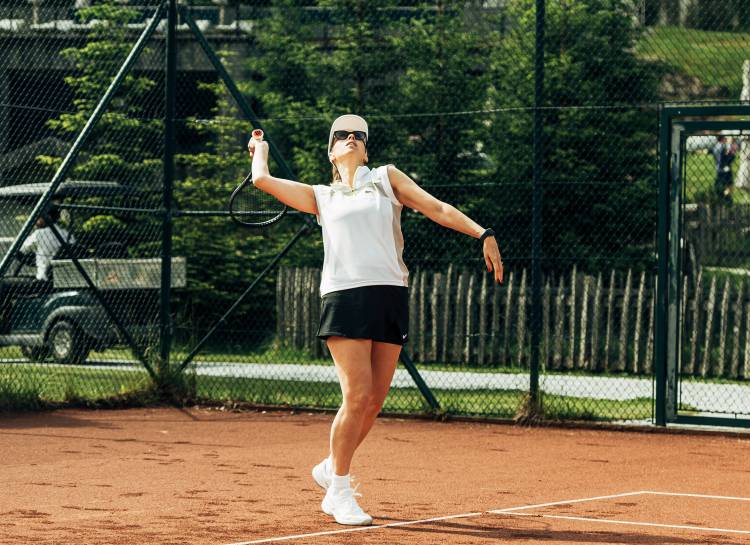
[388,165,503,283]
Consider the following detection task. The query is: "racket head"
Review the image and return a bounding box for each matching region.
[229,173,288,227]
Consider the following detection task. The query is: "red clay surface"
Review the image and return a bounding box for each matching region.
[1,407,749,545]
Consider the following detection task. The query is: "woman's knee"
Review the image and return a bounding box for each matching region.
[342,391,371,414]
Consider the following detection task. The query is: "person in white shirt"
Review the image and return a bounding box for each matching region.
[20,207,75,281]
[249,114,503,526]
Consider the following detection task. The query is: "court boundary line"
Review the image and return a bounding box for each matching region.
[223,512,482,545]
[223,489,750,545]
[642,490,750,502]
[504,512,750,535]
[487,490,647,513]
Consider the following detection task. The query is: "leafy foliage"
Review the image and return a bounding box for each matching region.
[45,0,664,343]
[40,2,164,252]
[486,0,663,271]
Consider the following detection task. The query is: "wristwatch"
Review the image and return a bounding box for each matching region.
[479,228,495,244]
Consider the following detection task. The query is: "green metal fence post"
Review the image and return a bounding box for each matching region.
[655,106,669,426]
[529,0,545,409]
[399,350,441,413]
[178,222,312,371]
[179,5,297,182]
[160,0,177,381]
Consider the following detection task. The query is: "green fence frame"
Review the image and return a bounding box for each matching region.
[657,105,750,428]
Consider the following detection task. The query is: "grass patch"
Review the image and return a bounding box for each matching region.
[0,346,22,360]
[686,151,715,203]
[0,372,45,411]
[195,375,654,421]
[0,363,655,421]
[0,365,157,411]
[543,395,653,421]
[637,25,750,97]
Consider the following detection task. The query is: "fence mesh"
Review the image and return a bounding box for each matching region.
[0,0,749,423]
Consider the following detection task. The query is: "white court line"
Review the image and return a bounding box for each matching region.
[643,491,750,502]
[487,491,647,513]
[224,490,750,544]
[222,512,482,545]
[504,512,750,535]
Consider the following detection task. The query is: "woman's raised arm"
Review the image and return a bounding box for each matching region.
[249,139,318,215]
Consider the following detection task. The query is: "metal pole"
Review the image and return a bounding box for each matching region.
[655,106,669,426]
[46,221,156,380]
[529,0,545,408]
[178,222,312,371]
[0,3,165,281]
[179,5,296,181]
[160,0,177,377]
[399,350,441,412]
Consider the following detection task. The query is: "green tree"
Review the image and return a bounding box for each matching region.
[39,2,163,250]
[171,3,327,342]
[386,2,502,270]
[173,0,414,342]
[487,0,663,272]
[235,1,498,273]
[175,0,664,348]
[245,0,503,271]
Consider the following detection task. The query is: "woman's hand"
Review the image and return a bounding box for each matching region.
[248,138,269,161]
[483,237,504,284]
[249,137,271,185]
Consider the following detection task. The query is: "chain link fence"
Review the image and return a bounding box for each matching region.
[0,0,748,424]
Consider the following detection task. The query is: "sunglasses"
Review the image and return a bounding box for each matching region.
[333,130,367,144]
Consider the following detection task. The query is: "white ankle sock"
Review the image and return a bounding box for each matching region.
[325,456,332,472]
[331,473,350,491]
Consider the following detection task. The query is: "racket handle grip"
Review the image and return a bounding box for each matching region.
[248,129,264,158]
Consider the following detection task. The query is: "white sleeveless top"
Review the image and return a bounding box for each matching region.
[312,165,409,296]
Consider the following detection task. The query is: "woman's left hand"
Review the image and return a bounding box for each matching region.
[483,237,503,284]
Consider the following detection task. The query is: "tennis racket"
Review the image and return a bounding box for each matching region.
[229,129,288,227]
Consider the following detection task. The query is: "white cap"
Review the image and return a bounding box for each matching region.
[328,114,368,154]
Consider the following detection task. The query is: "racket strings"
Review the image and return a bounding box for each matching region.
[230,182,286,225]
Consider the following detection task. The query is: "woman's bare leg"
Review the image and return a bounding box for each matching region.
[326,336,373,477]
[356,341,401,447]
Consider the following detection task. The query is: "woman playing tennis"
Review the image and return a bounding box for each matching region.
[249,114,503,526]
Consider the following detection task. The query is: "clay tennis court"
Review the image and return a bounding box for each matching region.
[2,407,749,545]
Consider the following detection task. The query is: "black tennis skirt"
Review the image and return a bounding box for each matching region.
[317,285,409,346]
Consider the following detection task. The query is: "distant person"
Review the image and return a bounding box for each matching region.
[19,207,74,281]
[713,135,737,203]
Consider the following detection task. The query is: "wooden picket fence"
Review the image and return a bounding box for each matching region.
[276,265,750,380]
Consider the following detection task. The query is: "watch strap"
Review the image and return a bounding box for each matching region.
[479,228,495,244]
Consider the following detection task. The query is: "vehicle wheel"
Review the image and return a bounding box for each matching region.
[20,345,49,362]
[47,321,90,365]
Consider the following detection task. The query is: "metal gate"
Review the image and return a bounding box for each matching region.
[657,105,750,428]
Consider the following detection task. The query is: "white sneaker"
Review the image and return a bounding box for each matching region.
[312,457,332,490]
[321,484,373,526]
